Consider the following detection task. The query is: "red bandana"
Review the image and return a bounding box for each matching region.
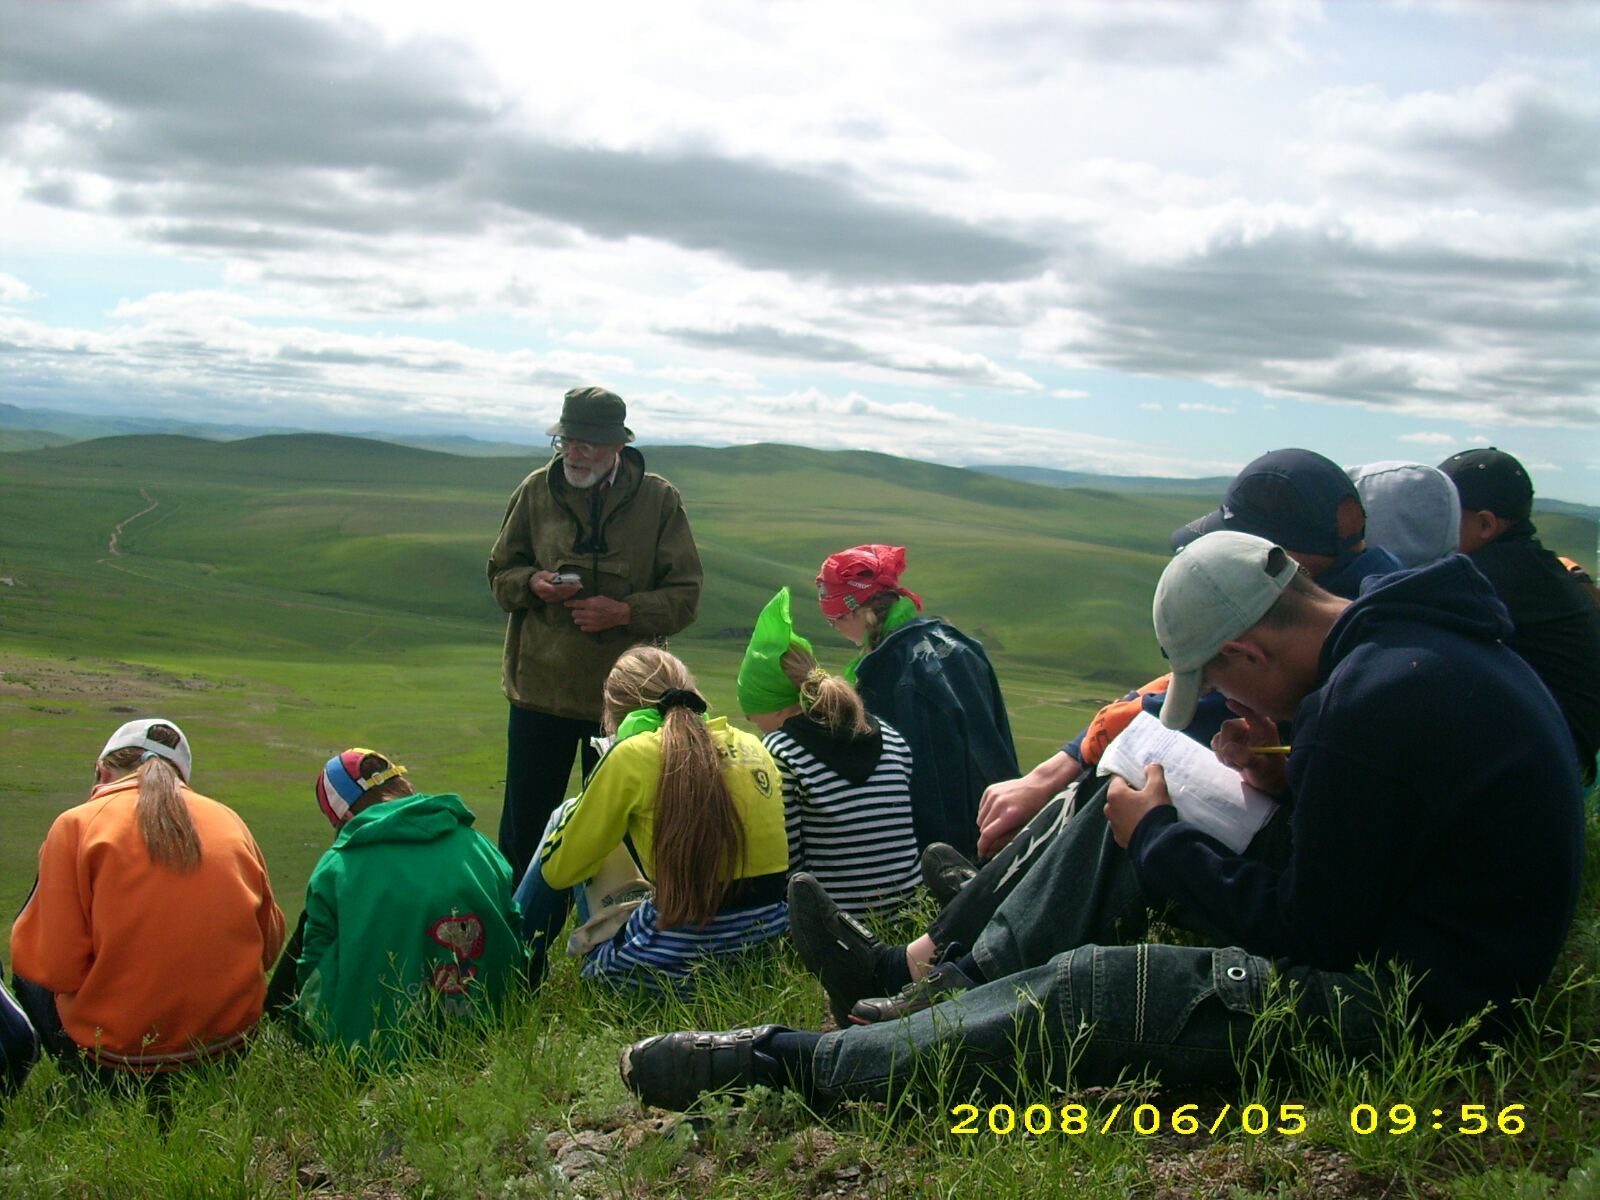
[815,544,923,620]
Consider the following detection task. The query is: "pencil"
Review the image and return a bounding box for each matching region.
[1251,745,1293,755]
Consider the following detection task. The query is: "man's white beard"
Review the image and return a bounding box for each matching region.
[562,457,609,489]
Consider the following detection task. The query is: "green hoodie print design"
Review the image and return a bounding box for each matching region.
[293,792,527,1061]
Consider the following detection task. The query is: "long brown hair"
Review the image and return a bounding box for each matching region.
[858,591,902,651]
[102,724,201,872]
[603,646,746,928]
[781,645,872,738]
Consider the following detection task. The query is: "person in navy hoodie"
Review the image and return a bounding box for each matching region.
[618,533,1583,1109]
[789,448,1406,1026]
[1439,447,1600,786]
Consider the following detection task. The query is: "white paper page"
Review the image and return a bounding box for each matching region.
[1097,711,1278,853]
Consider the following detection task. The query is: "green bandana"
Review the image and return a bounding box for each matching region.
[736,587,815,715]
[613,706,666,742]
[843,594,920,684]
[615,697,712,743]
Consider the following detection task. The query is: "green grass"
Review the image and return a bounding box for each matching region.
[1,433,1597,1197]
[2,870,1597,1198]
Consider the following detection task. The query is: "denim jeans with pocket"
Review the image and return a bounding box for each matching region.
[969,776,1292,982]
[812,942,1386,1101]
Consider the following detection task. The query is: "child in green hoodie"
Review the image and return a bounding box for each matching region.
[291,749,526,1062]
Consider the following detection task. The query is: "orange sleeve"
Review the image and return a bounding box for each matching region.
[9,812,95,995]
[1078,674,1173,768]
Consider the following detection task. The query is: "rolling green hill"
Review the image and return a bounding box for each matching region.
[0,429,74,452]
[2,434,1222,674]
[2,434,1596,956]
[2,433,1207,945]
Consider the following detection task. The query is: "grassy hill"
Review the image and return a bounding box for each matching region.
[2,434,1218,676]
[2,433,1598,1197]
[5,434,1220,945]
[0,429,74,452]
[4,432,1595,930]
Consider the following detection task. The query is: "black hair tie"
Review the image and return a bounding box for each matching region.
[656,688,707,716]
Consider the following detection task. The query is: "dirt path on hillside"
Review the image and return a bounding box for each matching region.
[108,488,159,555]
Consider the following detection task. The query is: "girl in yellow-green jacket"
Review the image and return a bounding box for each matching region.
[516,647,789,989]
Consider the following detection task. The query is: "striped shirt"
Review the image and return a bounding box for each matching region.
[582,897,788,992]
[764,718,920,916]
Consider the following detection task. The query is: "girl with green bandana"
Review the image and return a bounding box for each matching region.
[515,647,788,989]
[739,588,920,916]
[815,545,1018,860]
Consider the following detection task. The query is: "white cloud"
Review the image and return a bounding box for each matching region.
[0,273,37,305]
[1307,72,1600,204]
[1398,431,1457,445]
[0,1,1596,497]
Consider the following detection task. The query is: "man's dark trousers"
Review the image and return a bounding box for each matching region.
[500,705,600,883]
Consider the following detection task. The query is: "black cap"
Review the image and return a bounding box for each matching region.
[545,386,634,444]
[1438,447,1532,521]
[1171,448,1361,557]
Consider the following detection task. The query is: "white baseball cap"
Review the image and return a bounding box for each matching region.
[1154,532,1299,730]
[99,718,193,783]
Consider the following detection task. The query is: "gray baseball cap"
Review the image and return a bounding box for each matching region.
[1153,532,1299,729]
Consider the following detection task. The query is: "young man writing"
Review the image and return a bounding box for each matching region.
[619,533,1583,1109]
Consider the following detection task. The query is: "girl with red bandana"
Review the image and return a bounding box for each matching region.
[814,544,1018,861]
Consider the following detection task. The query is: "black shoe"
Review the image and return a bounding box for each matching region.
[619,1024,786,1111]
[920,843,977,906]
[848,964,975,1025]
[787,872,882,1027]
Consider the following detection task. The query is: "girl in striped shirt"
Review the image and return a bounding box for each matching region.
[740,590,920,916]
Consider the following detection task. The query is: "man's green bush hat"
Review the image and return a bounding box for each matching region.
[546,386,634,444]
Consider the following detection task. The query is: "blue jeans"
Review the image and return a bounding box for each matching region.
[968,776,1291,982]
[514,799,590,984]
[812,943,1386,1100]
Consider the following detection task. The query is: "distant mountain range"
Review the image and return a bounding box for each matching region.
[970,464,1230,495]
[3,400,1594,520]
[0,401,537,457]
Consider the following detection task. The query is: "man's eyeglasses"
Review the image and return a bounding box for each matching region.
[551,436,598,454]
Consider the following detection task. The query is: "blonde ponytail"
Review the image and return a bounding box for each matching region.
[103,724,201,871]
[135,756,202,871]
[603,646,746,928]
[781,645,871,738]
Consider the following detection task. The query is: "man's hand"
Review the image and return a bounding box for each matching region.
[976,777,1052,858]
[1211,701,1290,794]
[976,753,1083,858]
[1106,763,1172,848]
[567,595,630,633]
[529,571,582,604]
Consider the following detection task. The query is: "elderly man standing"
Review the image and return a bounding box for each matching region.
[488,387,703,881]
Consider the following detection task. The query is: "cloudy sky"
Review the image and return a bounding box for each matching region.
[3,0,1598,500]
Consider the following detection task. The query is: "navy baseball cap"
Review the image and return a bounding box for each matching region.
[1438,447,1533,521]
[1171,448,1363,558]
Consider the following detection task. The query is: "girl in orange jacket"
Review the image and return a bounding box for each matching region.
[11,719,284,1074]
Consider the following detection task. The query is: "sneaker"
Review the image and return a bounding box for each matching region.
[848,963,975,1025]
[619,1024,785,1111]
[920,843,977,906]
[787,872,882,1027]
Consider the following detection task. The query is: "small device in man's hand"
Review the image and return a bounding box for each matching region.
[550,572,581,585]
